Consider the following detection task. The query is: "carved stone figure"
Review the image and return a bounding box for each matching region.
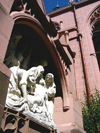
[28,84,47,113]
[45,73,56,122]
[5,65,57,132]
[7,65,44,102]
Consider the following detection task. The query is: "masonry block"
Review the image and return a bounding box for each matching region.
[0,0,14,13]
[0,3,14,42]
[0,104,4,128]
[0,71,9,106]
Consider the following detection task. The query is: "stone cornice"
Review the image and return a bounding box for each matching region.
[47,0,99,17]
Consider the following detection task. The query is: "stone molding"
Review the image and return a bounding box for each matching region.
[0,107,53,133]
[90,6,100,25]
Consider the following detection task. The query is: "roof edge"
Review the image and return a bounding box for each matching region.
[47,0,99,17]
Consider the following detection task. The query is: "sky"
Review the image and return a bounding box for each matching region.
[43,0,76,13]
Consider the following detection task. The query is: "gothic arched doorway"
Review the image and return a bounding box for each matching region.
[4,22,63,97]
[3,12,70,111]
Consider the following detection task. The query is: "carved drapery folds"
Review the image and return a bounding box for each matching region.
[5,64,57,131]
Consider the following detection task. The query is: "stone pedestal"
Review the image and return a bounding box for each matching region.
[0,107,54,133]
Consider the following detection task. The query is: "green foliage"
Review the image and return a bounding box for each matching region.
[81,88,100,133]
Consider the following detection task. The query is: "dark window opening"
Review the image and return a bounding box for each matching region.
[92,21,100,70]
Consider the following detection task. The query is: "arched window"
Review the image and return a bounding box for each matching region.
[92,21,100,69]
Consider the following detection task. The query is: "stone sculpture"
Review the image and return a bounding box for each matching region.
[5,64,57,131]
[45,73,56,122]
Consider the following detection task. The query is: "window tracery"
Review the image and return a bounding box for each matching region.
[90,6,100,24]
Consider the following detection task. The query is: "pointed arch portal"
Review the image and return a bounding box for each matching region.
[5,12,69,111]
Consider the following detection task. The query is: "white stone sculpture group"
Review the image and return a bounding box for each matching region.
[5,62,57,130]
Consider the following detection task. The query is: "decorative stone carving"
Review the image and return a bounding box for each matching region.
[45,73,56,122]
[90,7,100,24]
[68,0,74,4]
[0,107,53,133]
[5,64,57,132]
[11,0,32,15]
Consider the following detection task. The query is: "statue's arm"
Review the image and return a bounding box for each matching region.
[19,70,29,86]
[47,85,56,97]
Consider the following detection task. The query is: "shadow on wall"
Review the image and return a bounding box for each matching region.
[60,129,85,133]
[71,129,85,133]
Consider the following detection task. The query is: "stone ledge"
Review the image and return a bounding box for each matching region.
[0,107,57,133]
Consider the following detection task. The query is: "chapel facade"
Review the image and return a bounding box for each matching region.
[0,0,99,133]
[48,0,100,101]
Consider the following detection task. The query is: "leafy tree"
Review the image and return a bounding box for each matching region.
[81,88,100,133]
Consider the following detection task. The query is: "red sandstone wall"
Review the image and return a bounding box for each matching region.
[50,1,100,99]
[0,0,99,132]
[75,1,100,93]
[0,0,14,127]
[53,10,76,29]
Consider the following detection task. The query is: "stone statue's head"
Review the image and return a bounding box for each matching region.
[45,73,54,86]
[28,65,44,84]
[29,65,44,76]
[36,65,44,77]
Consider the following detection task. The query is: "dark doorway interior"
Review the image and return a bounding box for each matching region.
[4,24,62,97]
